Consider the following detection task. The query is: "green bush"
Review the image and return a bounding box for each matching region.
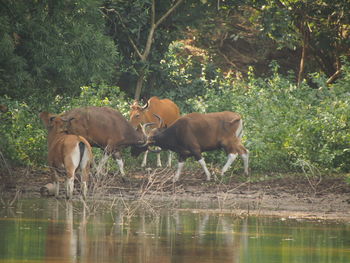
[0,84,133,168]
[0,97,47,166]
[149,44,349,174]
[185,63,350,173]
[1,55,349,175]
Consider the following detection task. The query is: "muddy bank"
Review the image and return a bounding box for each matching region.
[1,168,350,222]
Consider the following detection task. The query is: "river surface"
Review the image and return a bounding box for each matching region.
[0,198,349,263]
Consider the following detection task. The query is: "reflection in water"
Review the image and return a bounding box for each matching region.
[0,199,350,263]
[44,201,79,262]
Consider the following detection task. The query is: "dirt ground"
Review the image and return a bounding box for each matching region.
[1,167,350,222]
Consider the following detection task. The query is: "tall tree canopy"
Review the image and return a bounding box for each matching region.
[192,0,350,84]
[0,0,349,102]
[252,0,350,84]
[101,0,217,99]
[0,0,118,104]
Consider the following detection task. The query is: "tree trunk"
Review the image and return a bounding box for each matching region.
[115,0,184,100]
[297,22,309,88]
[134,69,145,101]
[297,44,306,87]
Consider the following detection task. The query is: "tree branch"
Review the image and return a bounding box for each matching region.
[112,8,143,59]
[155,0,184,28]
[142,0,184,60]
[326,69,342,85]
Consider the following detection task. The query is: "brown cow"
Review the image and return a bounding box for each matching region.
[39,112,93,199]
[61,106,146,175]
[143,111,249,182]
[130,96,180,167]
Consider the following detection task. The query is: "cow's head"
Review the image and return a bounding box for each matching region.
[129,100,149,129]
[39,112,70,134]
[141,114,166,146]
[39,112,56,129]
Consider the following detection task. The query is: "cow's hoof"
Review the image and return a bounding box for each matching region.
[40,183,56,197]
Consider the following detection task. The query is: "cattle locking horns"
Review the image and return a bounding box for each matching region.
[141,111,249,182]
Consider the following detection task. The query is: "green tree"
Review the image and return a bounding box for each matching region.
[102,0,188,100]
[250,0,350,85]
[0,0,118,105]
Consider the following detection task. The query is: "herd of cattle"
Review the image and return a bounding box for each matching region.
[39,96,249,199]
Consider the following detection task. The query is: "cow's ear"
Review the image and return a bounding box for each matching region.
[39,112,56,128]
[62,117,75,123]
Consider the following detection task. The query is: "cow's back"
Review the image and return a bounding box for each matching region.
[175,111,241,148]
[186,111,240,121]
[62,106,138,148]
[146,97,180,126]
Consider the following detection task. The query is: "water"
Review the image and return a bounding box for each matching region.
[0,198,349,263]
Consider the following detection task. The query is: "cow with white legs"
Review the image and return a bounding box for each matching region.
[59,106,146,176]
[39,112,93,199]
[130,96,180,168]
[143,111,249,182]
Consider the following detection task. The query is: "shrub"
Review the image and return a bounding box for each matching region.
[0,84,132,168]
[186,63,350,173]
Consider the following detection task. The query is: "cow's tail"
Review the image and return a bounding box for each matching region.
[235,118,243,139]
[78,142,85,166]
[76,141,88,172]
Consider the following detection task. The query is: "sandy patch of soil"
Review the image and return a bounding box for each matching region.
[1,167,350,222]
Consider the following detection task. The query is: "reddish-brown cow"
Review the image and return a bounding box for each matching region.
[143,111,249,182]
[130,96,180,167]
[61,106,146,176]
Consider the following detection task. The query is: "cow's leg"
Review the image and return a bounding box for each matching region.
[156,148,162,167]
[193,150,212,181]
[113,151,125,176]
[221,153,238,176]
[235,142,249,176]
[174,155,187,182]
[51,170,60,197]
[224,138,249,176]
[80,170,88,199]
[64,148,80,199]
[198,158,212,181]
[79,147,91,199]
[65,168,75,200]
[167,151,172,167]
[80,161,90,199]
[141,150,148,167]
[174,161,185,182]
[117,158,125,176]
[142,148,162,167]
[241,150,249,175]
[65,160,76,199]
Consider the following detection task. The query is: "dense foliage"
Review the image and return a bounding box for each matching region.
[0,0,349,178]
[154,44,350,173]
[0,0,118,104]
[1,58,349,174]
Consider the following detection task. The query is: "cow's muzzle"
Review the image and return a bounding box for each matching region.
[135,136,152,147]
[147,145,161,153]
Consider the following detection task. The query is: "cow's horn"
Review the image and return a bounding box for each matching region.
[153,113,163,128]
[131,100,139,109]
[141,122,155,136]
[141,100,149,110]
[136,140,148,147]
